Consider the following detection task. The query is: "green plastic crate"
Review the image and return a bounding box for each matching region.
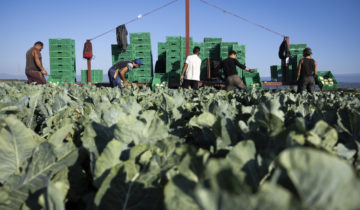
[49,51,75,58]
[50,57,75,66]
[111,44,134,54]
[134,51,151,58]
[204,37,222,43]
[50,64,76,71]
[158,42,167,55]
[133,44,151,52]
[49,44,75,52]
[49,39,75,45]
[316,71,338,90]
[81,70,103,83]
[151,73,168,89]
[243,72,263,90]
[132,69,152,77]
[130,32,151,40]
[47,73,76,84]
[270,65,282,81]
[132,76,152,84]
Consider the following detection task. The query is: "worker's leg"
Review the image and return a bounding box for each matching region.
[297,78,306,93]
[108,67,117,88]
[114,74,122,88]
[231,75,246,90]
[26,70,46,84]
[182,79,190,89]
[306,77,315,93]
[225,75,235,91]
[190,80,199,90]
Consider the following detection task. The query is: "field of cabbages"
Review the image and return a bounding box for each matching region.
[0,82,360,210]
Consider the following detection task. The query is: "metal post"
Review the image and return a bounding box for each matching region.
[87,59,91,83]
[186,0,190,57]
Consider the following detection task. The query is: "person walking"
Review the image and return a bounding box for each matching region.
[180,46,202,90]
[216,50,254,91]
[108,59,142,88]
[297,48,317,93]
[25,41,47,84]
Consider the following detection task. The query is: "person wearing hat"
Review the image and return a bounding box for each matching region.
[297,48,317,93]
[108,59,142,88]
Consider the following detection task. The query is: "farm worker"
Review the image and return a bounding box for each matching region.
[25,41,47,84]
[279,36,290,82]
[108,59,142,88]
[297,48,317,93]
[216,50,254,91]
[180,46,202,90]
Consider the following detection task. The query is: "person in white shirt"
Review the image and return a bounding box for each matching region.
[180,46,202,89]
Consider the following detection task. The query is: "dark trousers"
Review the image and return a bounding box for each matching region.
[298,76,315,93]
[182,79,199,90]
[225,75,246,91]
[108,66,122,88]
[26,70,46,84]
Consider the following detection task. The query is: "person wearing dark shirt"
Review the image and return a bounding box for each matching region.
[108,59,142,88]
[25,41,47,84]
[216,50,254,91]
[297,48,317,93]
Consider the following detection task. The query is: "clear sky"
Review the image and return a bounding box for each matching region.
[0,0,359,77]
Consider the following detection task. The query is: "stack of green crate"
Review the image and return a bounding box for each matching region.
[165,36,194,83]
[111,32,153,84]
[270,65,282,81]
[81,69,103,83]
[48,39,76,83]
[289,44,307,82]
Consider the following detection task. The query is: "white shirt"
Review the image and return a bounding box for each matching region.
[184,54,202,81]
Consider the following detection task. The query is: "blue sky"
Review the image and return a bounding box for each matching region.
[0,0,359,77]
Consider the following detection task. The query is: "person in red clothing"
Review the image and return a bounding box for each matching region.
[25,41,47,84]
[297,48,317,93]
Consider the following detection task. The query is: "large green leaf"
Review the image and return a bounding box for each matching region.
[114,110,168,145]
[94,160,163,210]
[0,116,41,183]
[273,148,360,210]
[226,140,262,190]
[94,139,124,186]
[0,142,78,210]
[164,175,200,210]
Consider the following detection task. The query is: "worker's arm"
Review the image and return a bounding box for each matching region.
[314,60,317,75]
[33,50,47,75]
[235,59,253,72]
[297,59,303,80]
[180,63,188,81]
[120,67,130,86]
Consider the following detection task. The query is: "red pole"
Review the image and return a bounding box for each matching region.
[186,0,190,57]
[87,59,91,83]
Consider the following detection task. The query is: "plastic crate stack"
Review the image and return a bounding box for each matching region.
[270,44,307,82]
[111,32,153,84]
[165,36,194,84]
[48,39,76,83]
[81,69,103,83]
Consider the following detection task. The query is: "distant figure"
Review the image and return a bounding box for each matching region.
[216,50,254,91]
[180,46,202,90]
[297,48,317,93]
[108,59,142,88]
[25,41,47,84]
